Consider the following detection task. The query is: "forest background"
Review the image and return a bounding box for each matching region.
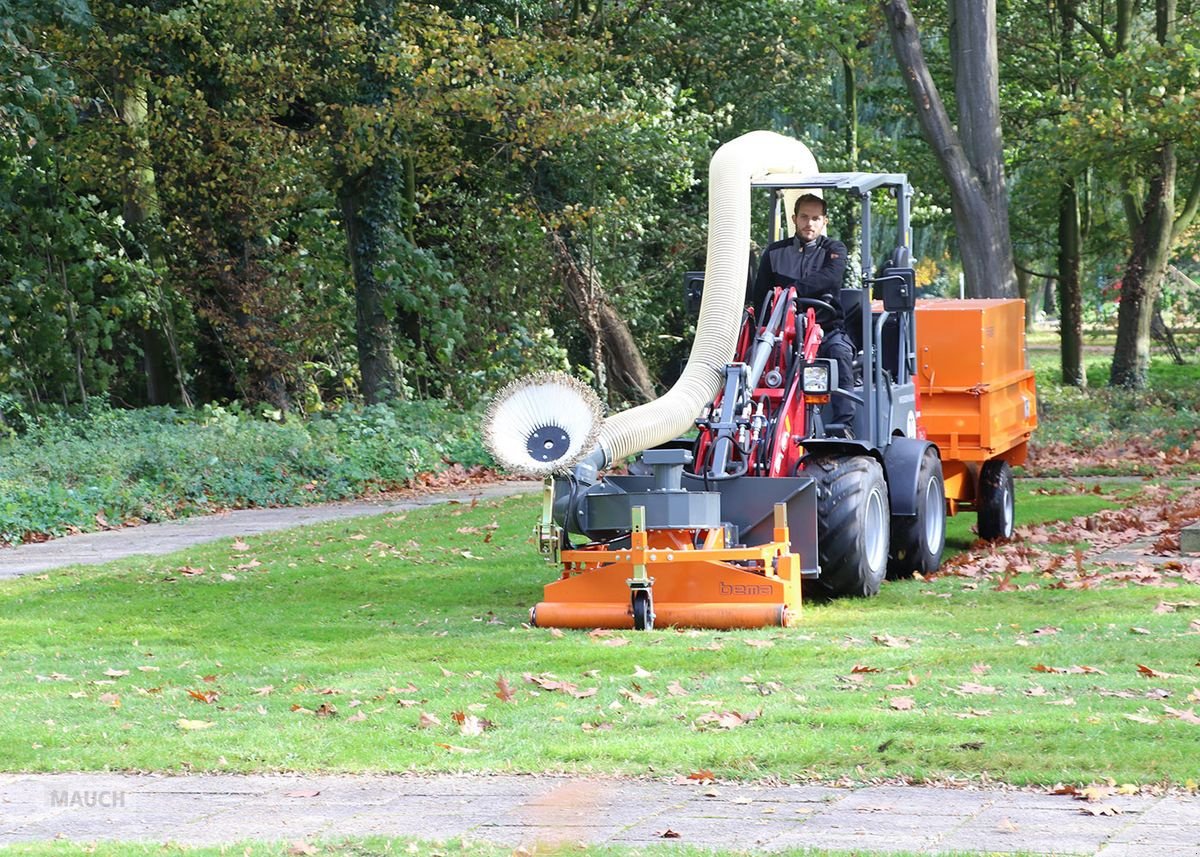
[2,0,1198,427]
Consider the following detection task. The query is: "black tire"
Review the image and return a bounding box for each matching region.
[809,455,890,598]
[888,448,946,579]
[632,589,654,631]
[977,459,1015,541]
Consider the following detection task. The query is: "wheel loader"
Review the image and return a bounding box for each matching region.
[483,131,1037,630]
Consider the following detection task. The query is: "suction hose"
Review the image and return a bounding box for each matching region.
[483,131,818,476]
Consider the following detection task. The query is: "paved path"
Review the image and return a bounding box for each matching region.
[0,481,540,579]
[1,773,1197,854]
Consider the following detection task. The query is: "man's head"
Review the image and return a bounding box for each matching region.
[792,193,827,243]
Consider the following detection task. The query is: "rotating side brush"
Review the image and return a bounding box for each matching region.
[481,371,604,477]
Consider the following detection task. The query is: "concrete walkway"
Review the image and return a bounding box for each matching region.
[0,480,540,579]
[1,773,1197,854]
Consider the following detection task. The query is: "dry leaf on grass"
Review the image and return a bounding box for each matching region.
[495,675,515,702]
[187,689,219,704]
[889,696,915,711]
[1136,664,1178,679]
[693,709,760,730]
[955,682,998,696]
[176,718,213,730]
[1164,706,1200,725]
[418,712,441,729]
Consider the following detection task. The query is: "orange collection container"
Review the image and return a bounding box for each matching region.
[914,299,1038,509]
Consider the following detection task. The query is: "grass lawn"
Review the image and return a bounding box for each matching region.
[3,479,1198,788]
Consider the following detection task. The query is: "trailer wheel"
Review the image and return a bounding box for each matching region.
[810,456,890,597]
[632,589,655,631]
[888,448,946,579]
[978,459,1015,541]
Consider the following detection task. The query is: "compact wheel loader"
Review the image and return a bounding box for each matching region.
[483,132,1037,630]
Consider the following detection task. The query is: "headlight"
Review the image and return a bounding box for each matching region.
[803,363,830,394]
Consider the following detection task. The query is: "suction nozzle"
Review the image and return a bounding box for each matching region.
[482,371,604,477]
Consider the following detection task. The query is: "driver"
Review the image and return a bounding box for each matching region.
[749,193,855,438]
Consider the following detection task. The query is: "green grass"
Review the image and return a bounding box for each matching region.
[3,483,1197,788]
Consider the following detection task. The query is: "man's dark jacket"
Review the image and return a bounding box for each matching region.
[749,235,848,328]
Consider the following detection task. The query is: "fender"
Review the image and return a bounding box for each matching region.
[883,437,939,517]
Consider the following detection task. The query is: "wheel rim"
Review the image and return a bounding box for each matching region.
[923,475,945,553]
[864,486,887,572]
[1002,479,1014,536]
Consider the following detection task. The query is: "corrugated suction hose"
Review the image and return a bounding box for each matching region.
[483,131,818,475]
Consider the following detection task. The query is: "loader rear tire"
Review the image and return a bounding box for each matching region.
[977,459,1015,541]
[888,448,946,579]
[809,455,890,598]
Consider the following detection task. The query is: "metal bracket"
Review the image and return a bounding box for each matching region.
[534,478,562,564]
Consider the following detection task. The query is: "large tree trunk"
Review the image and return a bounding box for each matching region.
[1110,144,1176,388]
[549,230,656,405]
[340,161,401,404]
[1057,180,1086,387]
[883,0,1017,298]
[1109,0,1179,388]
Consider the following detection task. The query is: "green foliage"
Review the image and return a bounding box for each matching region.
[0,399,492,545]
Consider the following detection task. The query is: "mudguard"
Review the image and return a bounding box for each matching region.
[883,437,939,517]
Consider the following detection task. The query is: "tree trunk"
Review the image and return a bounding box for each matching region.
[1110,144,1176,388]
[883,0,1017,298]
[1057,179,1086,387]
[118,77,192,407]
[340,162,401,404]
[549,230,656,405]
[1109,0,1178,389]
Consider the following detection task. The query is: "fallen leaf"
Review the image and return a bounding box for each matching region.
[252,685,274,696]
[231,538,250,552]
[418,712,441,729]
[656,829,681,839]
[872,634,915,648]
[98,693,120,708]
[889,697,915,711]
[176,718,213,730]
[1080,805,1122,816]
[458,714,493,736]
[851,665,881,674]
[666,680,689,697]
[687,770,715,782]
[1137,664,1178,679]
[434,743,479,753]
[495,675,515,702]
[1130,627,1153,635]
[955,682,998,696]
[1164,705,1200,725]
[187,689,219,704]
[347,711,367,723]
[744,639,774,648]
[693,709,760,729]
[284,790,321,798]
[103,669,130,678]
[287,841,318,856]
[632,665,654,677]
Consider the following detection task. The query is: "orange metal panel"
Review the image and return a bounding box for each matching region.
[914,299,1038,465]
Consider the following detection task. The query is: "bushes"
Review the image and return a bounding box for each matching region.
[0,400,494,545]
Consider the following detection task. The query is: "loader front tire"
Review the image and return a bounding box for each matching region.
[888,448,946,579]
[977,459,1015,541]
[810,455,890,598]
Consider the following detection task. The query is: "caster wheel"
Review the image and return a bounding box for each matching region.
[632,590,655,631]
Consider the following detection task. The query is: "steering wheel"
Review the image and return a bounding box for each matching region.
[794,296,838,321]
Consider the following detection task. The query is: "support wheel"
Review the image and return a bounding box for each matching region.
[888,448,946,578]
[809,455,890,598]
[978,459,1015,541]
[632,589,655,631]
